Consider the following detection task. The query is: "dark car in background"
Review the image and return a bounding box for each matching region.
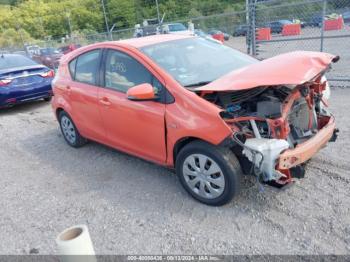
[266,20,293,33]
[233,25,249,36]
[0,54,54,108]
[343,11,350,24]
[208,29,225,42]
[223,32,230,41]
[306,15,323,27]
[58,44,81,55]
[32,48,63,69]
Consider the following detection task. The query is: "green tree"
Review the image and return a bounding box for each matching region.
[0,28,34,48]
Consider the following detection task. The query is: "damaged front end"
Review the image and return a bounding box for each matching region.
[200,74,338,188]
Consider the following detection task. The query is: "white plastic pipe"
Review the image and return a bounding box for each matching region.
[56,224,96,262]
[250,119,262,139]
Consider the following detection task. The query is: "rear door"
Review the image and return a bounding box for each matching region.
[67,49,106,142]
[98,48,167,164]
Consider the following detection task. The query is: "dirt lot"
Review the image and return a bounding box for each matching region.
[0,87,349,255]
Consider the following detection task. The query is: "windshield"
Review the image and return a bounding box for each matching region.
[168,23,187,32]
[0,55,38,70]
[140,37,257,87]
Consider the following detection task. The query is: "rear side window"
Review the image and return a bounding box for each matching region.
[74,49,101,85]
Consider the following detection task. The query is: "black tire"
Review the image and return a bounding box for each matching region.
[58,111,87,148]
[44,96,52,102]
[176,140,242,206]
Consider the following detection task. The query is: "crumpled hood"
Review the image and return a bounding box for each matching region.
[196,51,338,92]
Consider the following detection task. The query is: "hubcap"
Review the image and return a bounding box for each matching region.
[61,116,76,144]
[182,154,225,199]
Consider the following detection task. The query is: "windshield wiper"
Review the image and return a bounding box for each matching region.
[184,81,212,88]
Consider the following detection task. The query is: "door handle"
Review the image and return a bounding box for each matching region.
[99,97,111,106]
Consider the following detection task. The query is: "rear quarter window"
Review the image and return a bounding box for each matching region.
[74,49,101,85]
[68,58,77,79]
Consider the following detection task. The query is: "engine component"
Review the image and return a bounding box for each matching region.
[226,104,241,113]
[242,138,290,181]
[249,120,262,139]
[288,99,318,144]
[256,100,282,118]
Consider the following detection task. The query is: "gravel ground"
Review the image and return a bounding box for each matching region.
[0,88,349,255]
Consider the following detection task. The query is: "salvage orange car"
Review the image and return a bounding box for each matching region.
[52,34,338,206]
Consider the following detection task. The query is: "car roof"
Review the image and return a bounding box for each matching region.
[114,34,194,48]
[279,19,292,23]
[61,34,195,63]
[1,54,26,59]
[165,22,184,25]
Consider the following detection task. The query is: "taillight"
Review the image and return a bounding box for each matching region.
[40,70,55,78]
[0,79,11,87]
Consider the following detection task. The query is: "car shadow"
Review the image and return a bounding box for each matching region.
[18,126,279,215]
[0,100,50,116]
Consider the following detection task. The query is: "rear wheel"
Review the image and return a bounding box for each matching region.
[176,141,242,206]
[58,111,87,148]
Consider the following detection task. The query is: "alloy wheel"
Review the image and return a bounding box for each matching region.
[60,115,76,144]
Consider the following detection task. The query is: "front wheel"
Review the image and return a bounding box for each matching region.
[176,141,242,206]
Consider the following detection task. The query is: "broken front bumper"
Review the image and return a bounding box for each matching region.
[278,115,336,169]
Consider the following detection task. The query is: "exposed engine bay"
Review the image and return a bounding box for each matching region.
[199,75,338,187]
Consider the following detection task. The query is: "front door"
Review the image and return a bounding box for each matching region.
[98,49,167,164]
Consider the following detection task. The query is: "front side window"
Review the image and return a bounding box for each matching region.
[140,37,257,88]
[75,49,101,85]
[104,49,152,93]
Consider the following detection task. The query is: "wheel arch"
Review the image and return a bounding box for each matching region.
[172,134,237,166]
[173,137,199,165]
[173,136,214,165]
[56,107,65,119]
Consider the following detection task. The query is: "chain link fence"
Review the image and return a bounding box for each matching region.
[5,0,349,83]
[250,0,350,82]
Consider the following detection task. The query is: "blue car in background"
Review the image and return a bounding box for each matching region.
[0,54,54,108]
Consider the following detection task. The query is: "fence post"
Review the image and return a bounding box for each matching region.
[246,0,257,56]
[246,0,250,54]
[247,0,257,55]
[320,0,327,52]
[251,0,257,57]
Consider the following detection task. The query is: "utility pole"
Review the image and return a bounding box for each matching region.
[155,0,160,23]
[38,16,45,36]
[101,0,110,38]
[16,24,25,53]
[65,12,72,37]
[109,23,117,41]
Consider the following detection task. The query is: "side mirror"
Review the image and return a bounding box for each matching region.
[127,83,156,101]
